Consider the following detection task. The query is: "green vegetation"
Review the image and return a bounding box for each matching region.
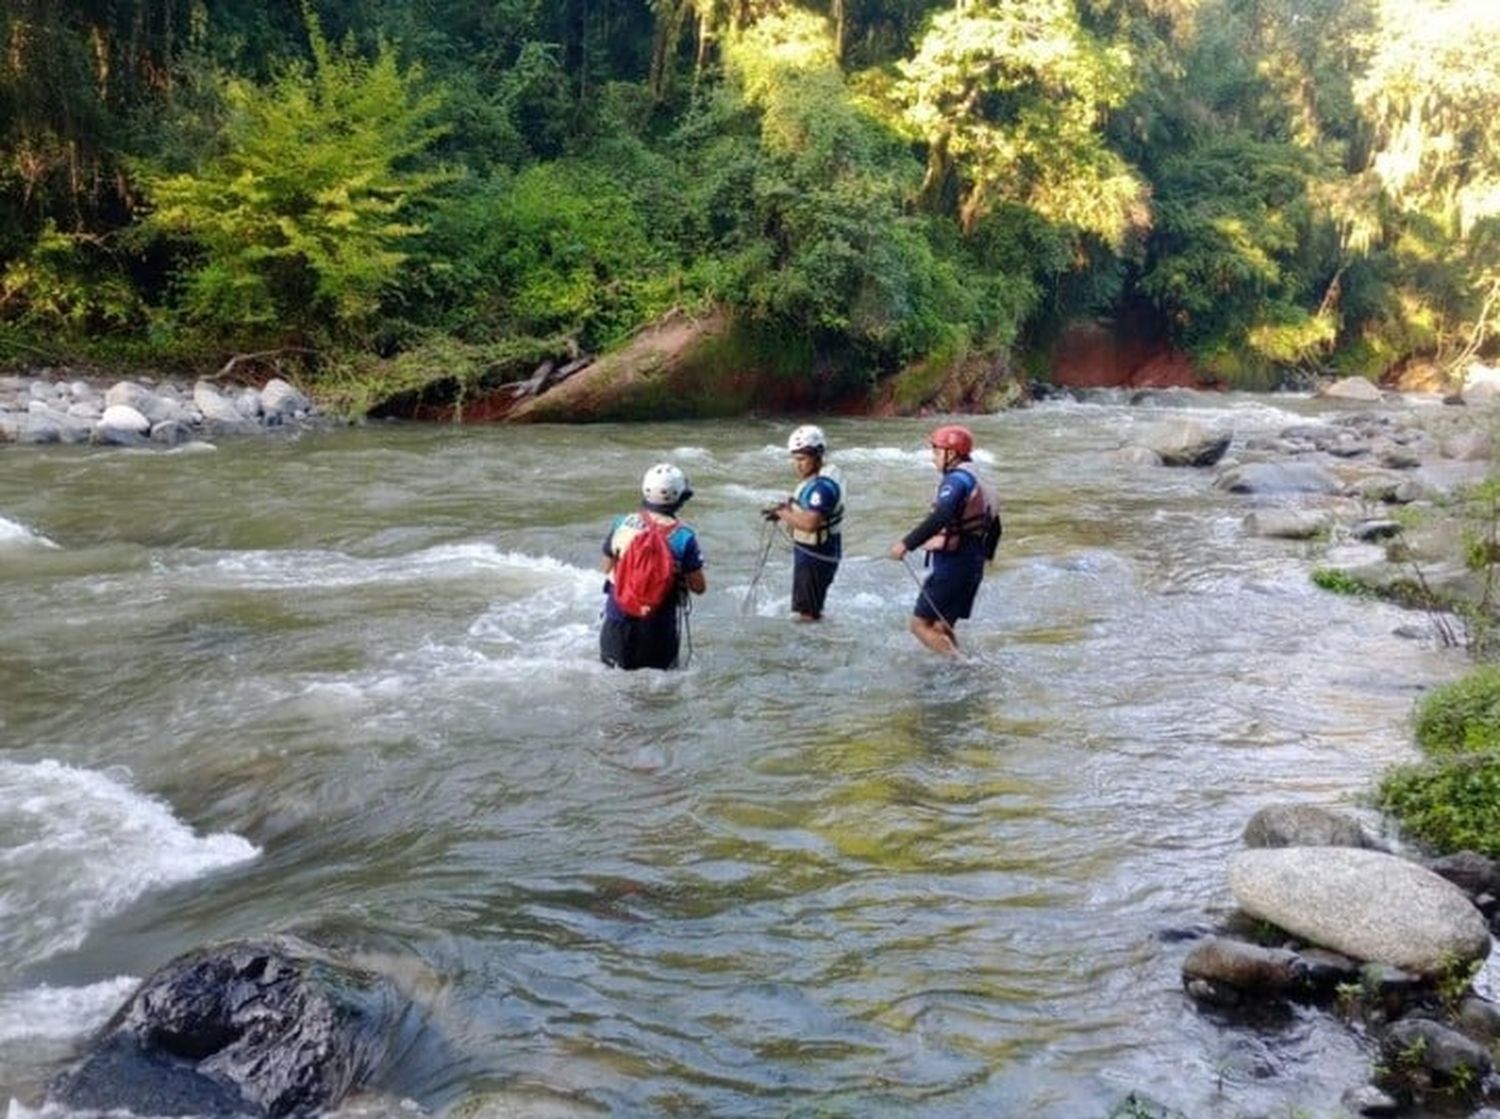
[1413,667,1500,756]
[1379,670,1500,857]
[2,0,1499,408]
[1310,568,1372,597]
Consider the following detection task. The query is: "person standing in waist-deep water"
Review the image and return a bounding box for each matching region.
[887,425,999,657]
[766,424,844,621]
[600,463,707,670]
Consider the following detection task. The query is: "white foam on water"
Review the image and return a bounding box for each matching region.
[159,542,590,593]
[718,482,784,504]
[0,515,58,550]
[836,444,954,467]
[0,977,138,1044]
[0,760,259,967]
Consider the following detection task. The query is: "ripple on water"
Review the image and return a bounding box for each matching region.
[0,407,1473,1117]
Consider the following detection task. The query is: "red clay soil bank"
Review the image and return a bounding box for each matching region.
[1049,321,1220,390]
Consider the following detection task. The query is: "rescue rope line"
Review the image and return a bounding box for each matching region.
[780,527,841,565]
[677,583,694,667]
[741,519,780,615]
[900,552,955,632]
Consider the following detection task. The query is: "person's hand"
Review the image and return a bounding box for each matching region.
[888,541,907,561]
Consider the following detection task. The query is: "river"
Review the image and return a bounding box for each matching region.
[0,394,1479,1117]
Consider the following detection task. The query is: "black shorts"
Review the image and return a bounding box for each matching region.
[792,551,838,617]
[914,557,983,623]
[600,612,680,670]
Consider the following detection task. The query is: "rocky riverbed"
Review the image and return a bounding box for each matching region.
[0,371,323,448]
[1096,375,1500,1118]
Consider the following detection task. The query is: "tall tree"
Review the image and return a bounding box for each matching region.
[0,0,200,238]
[893,0,1147,242]
[1352,0,1500,368]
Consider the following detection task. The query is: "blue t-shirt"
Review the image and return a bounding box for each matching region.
[600,513,704,623]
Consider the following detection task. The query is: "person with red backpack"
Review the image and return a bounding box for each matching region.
[599,463,707,670]
[887,424,1001,657]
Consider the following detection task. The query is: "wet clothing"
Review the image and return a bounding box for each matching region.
[600,511,704,670]
[790,470,842,617]
[901,463,990,623]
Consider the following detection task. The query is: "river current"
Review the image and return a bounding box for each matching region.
[0,394,1479,1116]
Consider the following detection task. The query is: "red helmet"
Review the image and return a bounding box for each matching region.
[929,424,973,456]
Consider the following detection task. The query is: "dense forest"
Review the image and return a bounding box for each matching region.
[1,0,1496,408]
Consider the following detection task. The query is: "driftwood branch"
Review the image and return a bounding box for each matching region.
[505,354,595,398]
[214,348,319,382]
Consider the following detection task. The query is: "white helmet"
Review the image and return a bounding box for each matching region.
[641,462,690,506]
[787,424,826,454]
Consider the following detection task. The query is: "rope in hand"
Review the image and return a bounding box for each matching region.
[899,551,956,633]
[745,510,957,638]
[677,581,694,667]
[741,518,780,615]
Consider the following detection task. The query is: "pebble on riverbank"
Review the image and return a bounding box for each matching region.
[0,372,321,448]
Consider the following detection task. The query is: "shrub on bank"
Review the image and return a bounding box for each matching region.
[1413,667,1500,756]
[1378,669,1500,858]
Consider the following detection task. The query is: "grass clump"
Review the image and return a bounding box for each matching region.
[1378,668,1500,858]
[1311,567,1372,596]
[1412,667,1500,756]
[1378,756,1500,860]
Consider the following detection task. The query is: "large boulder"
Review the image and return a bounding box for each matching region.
[1318,376,1384,402]
[1137,421,1232,467]
[1228,848,1491,974]
[46,936,409,1118]
[1242,509,1331,540]
[1215,461,1343,495]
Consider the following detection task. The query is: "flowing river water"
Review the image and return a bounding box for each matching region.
[0,394,1485,1117]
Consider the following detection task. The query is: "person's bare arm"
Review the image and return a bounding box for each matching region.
[775,502,826,534]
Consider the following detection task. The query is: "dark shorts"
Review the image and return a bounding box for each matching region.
[600,613,680,671]
[914,555,984,623]
[792,550,838,617]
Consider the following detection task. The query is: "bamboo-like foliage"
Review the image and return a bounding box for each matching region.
[139,7,449,342]
[0,0,1497,385]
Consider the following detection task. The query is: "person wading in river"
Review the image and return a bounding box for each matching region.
[764,424,844,621]
[600,463,707,670]
[887,425,1000,657]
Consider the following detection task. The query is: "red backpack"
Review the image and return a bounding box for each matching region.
[612,517,679,618]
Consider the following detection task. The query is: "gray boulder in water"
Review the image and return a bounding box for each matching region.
[1229,848,1491,975]
[47,936,408,1118]
[1242,804,1373,849]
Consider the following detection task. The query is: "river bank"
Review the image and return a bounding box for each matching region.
[0,371,323,447]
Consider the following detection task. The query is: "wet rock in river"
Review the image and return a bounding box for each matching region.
[1182,937,1312,1003]
[1379,1017,1493,1096]
[1242,804,1374,849]
[1136,420,1232,467]
[1215,460,1343,495]
[1242,509,1331,540]
[46,936,408,1118]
